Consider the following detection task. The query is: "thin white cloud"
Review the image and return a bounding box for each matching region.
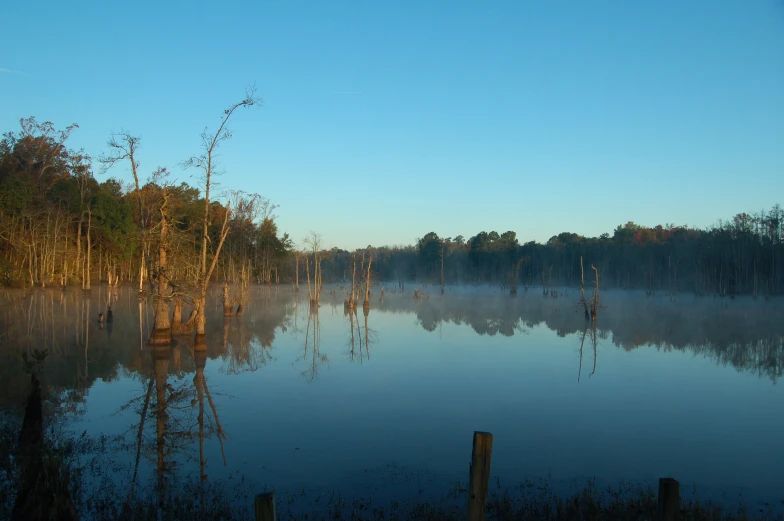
[0,67,30,76]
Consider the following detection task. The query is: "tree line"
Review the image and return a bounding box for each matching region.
[317,210,783,297]
[2,111,782,301]
[0,90,300,345]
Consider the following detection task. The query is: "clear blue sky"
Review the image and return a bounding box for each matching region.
[1,1,782,250]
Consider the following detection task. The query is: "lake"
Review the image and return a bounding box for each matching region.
[1,284,783,511]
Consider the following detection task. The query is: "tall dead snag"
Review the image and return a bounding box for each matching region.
[579,256,589,320]
[189,201,232,344]
[83,208,92,292]
[99,132,154,296]
[306,256,313,305]
[229,190,266,316]
[305,232,323,309]
[102,137,175,344]
[70,158,94,293]
[363,249,373,309]
[182,88,261,345]
[590,264,599,321]
[150,186,173,345]
[294,252,300,293]
[346,251,358,310]
[440,241,445,295]
[510,257,525,295]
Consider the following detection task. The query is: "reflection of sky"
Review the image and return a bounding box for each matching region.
[7,286,784,507]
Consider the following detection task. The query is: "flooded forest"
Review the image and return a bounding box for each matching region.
[1,109,784,520]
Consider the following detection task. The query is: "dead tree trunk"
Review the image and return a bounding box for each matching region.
[294,253,300,293]
[237,260,249,316]
[363,253,372,309]
[510,257,524,295]
[306,257,313,305]
[440,242,445,295]
[150,191,172,345]
[75,216,82,290]
[591,264,599,321]
[348,252,358,309]
[171,298,190,335]
[195,209,231,345]
[182,90,259,347]
[580,257,589,320]
[222,283,236,316]
[83,210,92,291]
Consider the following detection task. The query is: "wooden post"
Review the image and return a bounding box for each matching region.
[254,492,276,521]
[657,477,680,521]
[467,431,493,521]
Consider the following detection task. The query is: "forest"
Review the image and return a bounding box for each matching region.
[1,113,783,305]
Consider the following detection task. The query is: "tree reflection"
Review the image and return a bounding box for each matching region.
[347,307,376,364]
[0,286,784,413]
[118,336,229,512]
[298,310,328,381]
[375,290,784,382]
[577,323,598,383]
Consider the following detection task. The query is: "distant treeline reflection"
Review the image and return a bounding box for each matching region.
[375,287,784,383]
[0,287,782,412]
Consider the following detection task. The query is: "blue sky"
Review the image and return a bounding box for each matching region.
[1,1,782,250]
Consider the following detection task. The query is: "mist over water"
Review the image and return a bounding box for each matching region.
[1,284,783,509]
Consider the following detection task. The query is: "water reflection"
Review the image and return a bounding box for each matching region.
[373,289,784,382]
[1,286,783,415]
[122,337,228,510]
[346,306,375,364]
[297,310,328,381]
[2,285,784,510]
[577,324,598,383]
[1,288,782,390]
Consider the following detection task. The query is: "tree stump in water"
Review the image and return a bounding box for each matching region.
[223,284,236,316]
[171,299,194,335]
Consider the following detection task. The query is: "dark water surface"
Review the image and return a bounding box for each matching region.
[1,284,783,507]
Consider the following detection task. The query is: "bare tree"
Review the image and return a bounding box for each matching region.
[101,136,176,344]
[228,190,266,315]
[99,132,151,294]
[363,247,373,309]
[182,88,262,343]
[150,177,173,344]
[304,232,323,308]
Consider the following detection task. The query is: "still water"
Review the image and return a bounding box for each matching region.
[1,284,783,507]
